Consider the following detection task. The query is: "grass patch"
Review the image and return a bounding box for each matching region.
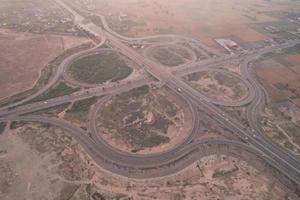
[184,71,246,101]
[68,51,132,84]
[29,82,79,103]
[253,21,299,38]
[185,71,207,81]
[282,44,300,55]
[127,85,150,98]
[97,85,179,151]
[214,72,245,98]
[65,96,98,124]
[10,121,28,130]
[156,95,178,117]
[273,56,293,67]
[260,44,300,62]
[151,47,185,67]
[214,72,241,88]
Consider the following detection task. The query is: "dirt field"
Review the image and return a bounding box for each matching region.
[84,0,289,46]
[183,71,248,103]
[287,54,300,74]
[287,54,300,65]
[97,85,192,154]
[0,29,90,100]
[255,57,300,103]
[260,101,300,157]
[0,122,288,200]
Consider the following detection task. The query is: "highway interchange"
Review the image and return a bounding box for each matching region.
[1,0,300,197]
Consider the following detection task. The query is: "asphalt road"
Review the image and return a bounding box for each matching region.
[1,0,300,197]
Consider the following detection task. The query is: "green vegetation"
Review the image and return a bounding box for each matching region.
[65,96,98,124]
[260,45,300,62]
[185,71,206,81]
[68,51,132,84]
[0,122,6,134]
[184,71,246,100]
[214,72,240,88]
[29,82,79,103]
[282,44,300,55]
[274,56,293,67]
[97,85,180,151]
[155,95,178,117]
[214,72,245,98]
[274,83,299,98]
[126,85,149,98]
[151,47,186,67]
[172,46,192,60]
[253,21,299,40]
[10,121,28,130]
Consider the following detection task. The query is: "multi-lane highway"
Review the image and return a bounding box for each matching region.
[1,0,300,197]
[102,17,300,184]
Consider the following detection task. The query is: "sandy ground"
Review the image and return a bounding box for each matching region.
[184,71,248,103]
[0,29,90,100]
[287,54,300,66]
[260,102,300,157]
[0,122,288,200]
[89,0,285,46]
[293,98,300,107]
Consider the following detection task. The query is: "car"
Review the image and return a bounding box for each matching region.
[177,88,182,93]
